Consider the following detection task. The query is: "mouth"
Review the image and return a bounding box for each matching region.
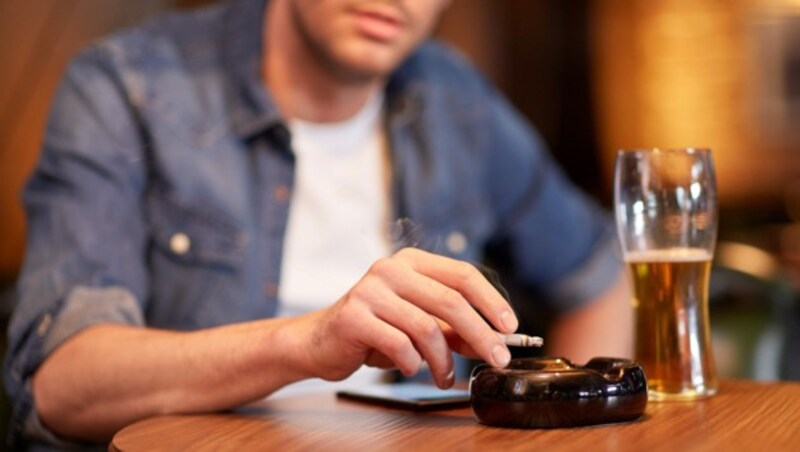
[351,5,408,43]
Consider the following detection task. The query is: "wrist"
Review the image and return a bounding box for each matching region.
[268,314,323,382]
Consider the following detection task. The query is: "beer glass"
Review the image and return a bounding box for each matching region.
[614,148,718,401]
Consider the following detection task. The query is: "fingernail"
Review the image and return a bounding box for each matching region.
[500,310,518,332]
[445,369,455,387]
[491,344,511,368]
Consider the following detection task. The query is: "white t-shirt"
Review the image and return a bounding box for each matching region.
[273,93,392,397]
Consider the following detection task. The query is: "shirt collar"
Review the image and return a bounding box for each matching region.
[220,0,423,140]
[222,0,283,140]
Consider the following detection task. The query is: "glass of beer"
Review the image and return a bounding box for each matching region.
[614,148,718,401]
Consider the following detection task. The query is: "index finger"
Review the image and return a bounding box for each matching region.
[393,248,518,334]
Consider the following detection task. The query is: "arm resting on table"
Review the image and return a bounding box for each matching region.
[32,317,316,443]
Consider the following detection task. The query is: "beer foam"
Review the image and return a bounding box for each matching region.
[624,248,712,263]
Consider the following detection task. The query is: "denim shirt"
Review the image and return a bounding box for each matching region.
[5,0,621,447]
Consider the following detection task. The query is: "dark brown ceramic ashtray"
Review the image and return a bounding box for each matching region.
[469,357,648,428]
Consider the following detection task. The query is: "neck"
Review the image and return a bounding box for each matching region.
[263,1,382,122]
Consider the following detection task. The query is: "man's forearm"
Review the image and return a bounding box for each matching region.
[29,249,522,444]
[32,317,314,442]
[546,272,633,363]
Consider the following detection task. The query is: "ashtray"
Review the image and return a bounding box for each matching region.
[469,357,648,428]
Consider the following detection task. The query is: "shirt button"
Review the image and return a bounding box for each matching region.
[170,232,191,255]
[264,282,279,298]
[37,314,52,337]
[446,231,468,254]
[273,185,290,202]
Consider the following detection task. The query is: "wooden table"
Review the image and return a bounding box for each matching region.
[110,380,800,451]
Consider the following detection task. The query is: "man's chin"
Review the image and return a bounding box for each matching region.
[329,60,398,85]
[328,44,412,83]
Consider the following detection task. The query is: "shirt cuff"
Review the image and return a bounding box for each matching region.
[547,236,625,313]
[22,391,92,450]
[13,285,144,447]
[41,285,144,356]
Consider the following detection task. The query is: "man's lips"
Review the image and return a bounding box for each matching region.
[352,8,406,42]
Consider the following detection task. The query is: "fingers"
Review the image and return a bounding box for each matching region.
[355,314,423,378]
[366,287,455,388]
[437,319,481,359]
[325,247,517,384]
[399,268,509,368]
[393,248,518,334]
[370,250,513,368]
[318,287,454,386]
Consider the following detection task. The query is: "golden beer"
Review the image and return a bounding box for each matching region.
[627,248,718,401]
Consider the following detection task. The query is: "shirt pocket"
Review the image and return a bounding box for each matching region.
[143,189,249,328]
[145,189,245,269]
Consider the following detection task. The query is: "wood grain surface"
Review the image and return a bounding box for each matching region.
[110,380,800,451]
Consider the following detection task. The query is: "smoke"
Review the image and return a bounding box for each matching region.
[389,217,511,303]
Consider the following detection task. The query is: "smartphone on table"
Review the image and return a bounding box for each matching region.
[336,382,471,411]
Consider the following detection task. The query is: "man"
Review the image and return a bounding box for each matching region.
[5,0,631,447]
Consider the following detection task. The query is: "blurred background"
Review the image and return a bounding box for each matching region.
[2,0,800,434]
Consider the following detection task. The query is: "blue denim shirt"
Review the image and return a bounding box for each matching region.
[5,0,621,447]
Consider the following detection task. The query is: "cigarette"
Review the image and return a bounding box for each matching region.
[501,333,544,348]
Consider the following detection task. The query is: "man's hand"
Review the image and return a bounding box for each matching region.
[31,248,519,441]
[298,248,519,389]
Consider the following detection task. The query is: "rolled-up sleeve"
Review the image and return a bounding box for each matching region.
[4,43,150,446]
[483,81,623,313]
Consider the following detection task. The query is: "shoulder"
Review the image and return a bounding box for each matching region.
[65,1,234,90]
[403,40,485,81]
[390,39,492,105]
[55,1,256,141]
[46,2,247,157]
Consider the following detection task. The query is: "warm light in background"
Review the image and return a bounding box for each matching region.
[592,0,800,207]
